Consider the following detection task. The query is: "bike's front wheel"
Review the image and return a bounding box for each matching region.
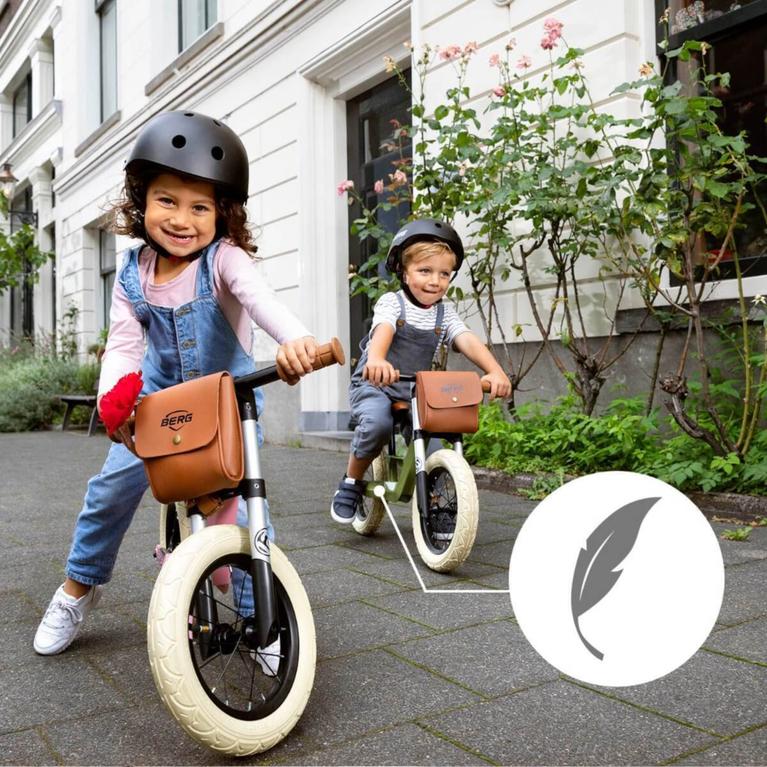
[412,449,479,573]
[147,525,316,756]
[353,450,388,536]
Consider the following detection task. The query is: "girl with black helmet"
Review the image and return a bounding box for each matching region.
[331,218,511,524]
[34,111,317,657]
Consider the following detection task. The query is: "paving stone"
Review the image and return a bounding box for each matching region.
[595,650,767,736]
[303,568,409,609]
[705,617,767,665]
[0,728,57,765]
[717,559,767,625]
[292,722,487,765]
[420,680,717,766]
[395,619,558,697]
[0,656,128,732]
[368,588,513,632]
[41,701,235,766]
[676,724,767,765]
[288,544,391,575]
[302,650,482,744]
[314,599,435,659]
[470,539,517,569]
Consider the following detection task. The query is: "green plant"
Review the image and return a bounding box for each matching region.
[520,469,567,501]
[721,526,752,541]
[0,202,54,295]
[0,355,81,432]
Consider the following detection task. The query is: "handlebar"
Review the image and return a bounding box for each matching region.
[394,373,492,393]
[233,338,346,392]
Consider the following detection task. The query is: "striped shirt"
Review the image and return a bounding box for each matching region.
[370,290,468,349]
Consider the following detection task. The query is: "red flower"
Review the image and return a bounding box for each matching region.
[100,372,143,435]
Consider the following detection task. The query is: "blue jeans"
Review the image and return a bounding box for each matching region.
[66,443,149,586]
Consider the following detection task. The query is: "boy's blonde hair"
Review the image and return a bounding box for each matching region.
[401,240,457,270]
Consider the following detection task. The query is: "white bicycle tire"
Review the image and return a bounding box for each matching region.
[412,449,479,573]
[352,451,388,536]
[147,525,315,756]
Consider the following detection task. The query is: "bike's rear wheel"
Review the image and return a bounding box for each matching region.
[412,449,478,573]
[352,450,388,536]
[147,525,315,756]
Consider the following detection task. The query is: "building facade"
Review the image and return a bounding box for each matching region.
[0,0,764,441]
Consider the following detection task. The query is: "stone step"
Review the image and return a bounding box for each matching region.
[299,430,353,452]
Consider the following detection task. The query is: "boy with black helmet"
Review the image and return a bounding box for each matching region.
[331,218,511,523]
[34,111,316,657]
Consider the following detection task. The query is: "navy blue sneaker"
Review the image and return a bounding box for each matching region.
[330,477,366,524]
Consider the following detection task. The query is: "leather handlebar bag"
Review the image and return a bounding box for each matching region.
[415,370,483,434]
[134,371,243,504]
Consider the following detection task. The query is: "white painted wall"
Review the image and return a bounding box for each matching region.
[2,0,763,439]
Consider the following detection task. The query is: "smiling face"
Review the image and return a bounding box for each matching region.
[401,245,456,306]
[144,173,217,257]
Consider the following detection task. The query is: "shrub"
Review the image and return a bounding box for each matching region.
[0,356,82,432]
[465,397,767,496]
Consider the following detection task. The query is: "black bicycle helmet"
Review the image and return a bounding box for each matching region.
[385,218,464,276]
[125,111,249,203]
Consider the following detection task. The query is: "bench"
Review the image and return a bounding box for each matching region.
[58,392,102,436]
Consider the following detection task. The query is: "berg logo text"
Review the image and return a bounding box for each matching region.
[161,410,193,431]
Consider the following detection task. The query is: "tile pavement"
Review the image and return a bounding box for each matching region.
[0,431,765,766]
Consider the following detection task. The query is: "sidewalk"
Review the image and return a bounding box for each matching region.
[1,430,765,766]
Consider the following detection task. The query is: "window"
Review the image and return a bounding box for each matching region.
[97,0,117,121]
[99,229,116,328]
[9,188,34,337]
[179,0,217,52]
[658,0,767,278]
[12,72,32,138]
[346,71,412,364]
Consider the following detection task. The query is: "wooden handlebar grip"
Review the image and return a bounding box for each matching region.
[482,380,492,393]
[312,337,346,370]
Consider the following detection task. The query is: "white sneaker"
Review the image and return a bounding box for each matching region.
[33,584,102,655]
[253,636,282,677]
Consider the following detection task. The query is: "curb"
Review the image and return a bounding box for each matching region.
[471,466,767,524]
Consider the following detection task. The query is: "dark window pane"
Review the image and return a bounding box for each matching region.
[669,0,760,34]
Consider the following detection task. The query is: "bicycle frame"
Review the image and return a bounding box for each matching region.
[364,375,465,519]
[178,366,285,651]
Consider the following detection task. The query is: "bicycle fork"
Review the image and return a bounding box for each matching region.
[240,394,277,650]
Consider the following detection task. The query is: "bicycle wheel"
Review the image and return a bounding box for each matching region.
[352,450,388,536]
[412,449,479,573]
[147,525,315,756]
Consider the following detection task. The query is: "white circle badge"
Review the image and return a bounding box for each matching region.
[509,472,724,686]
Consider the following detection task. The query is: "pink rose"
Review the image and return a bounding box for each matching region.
[543,18,564,35]
[389,170,407,186]
[516,55,532,70]
[492,86,506,97]
[336,179,354,196]
[464,41,478,55]
[439,44,462,61]
[540,33,558,50]
[373,179,384,194]
[489,53,501,67]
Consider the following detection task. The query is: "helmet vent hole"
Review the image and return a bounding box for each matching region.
[171,134,187,149]
[211,146,224,161]
[183,112,194,117]
[435,222,442,228]
[212,119,222,126]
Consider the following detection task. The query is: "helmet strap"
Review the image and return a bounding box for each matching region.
[401,281,437,310]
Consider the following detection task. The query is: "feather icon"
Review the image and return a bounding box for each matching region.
[571,497,659,660]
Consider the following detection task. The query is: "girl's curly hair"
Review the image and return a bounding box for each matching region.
[110,163,258,255]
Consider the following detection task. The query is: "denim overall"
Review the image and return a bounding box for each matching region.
[349,292,444,458]
[65,240,265,586]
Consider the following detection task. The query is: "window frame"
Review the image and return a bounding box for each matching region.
[655,0,767,282]
[178,0,217,53]
[97,0,118,122]
[12,71,32,138]
[99,228,116,329]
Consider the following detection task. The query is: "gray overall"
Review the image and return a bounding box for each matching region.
[349,293,445,459]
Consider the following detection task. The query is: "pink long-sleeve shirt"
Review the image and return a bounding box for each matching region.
[98,239,311,398]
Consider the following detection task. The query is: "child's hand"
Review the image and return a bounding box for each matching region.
[363,358,399,387]
[481,370,512,400]
[276,336,317,385]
